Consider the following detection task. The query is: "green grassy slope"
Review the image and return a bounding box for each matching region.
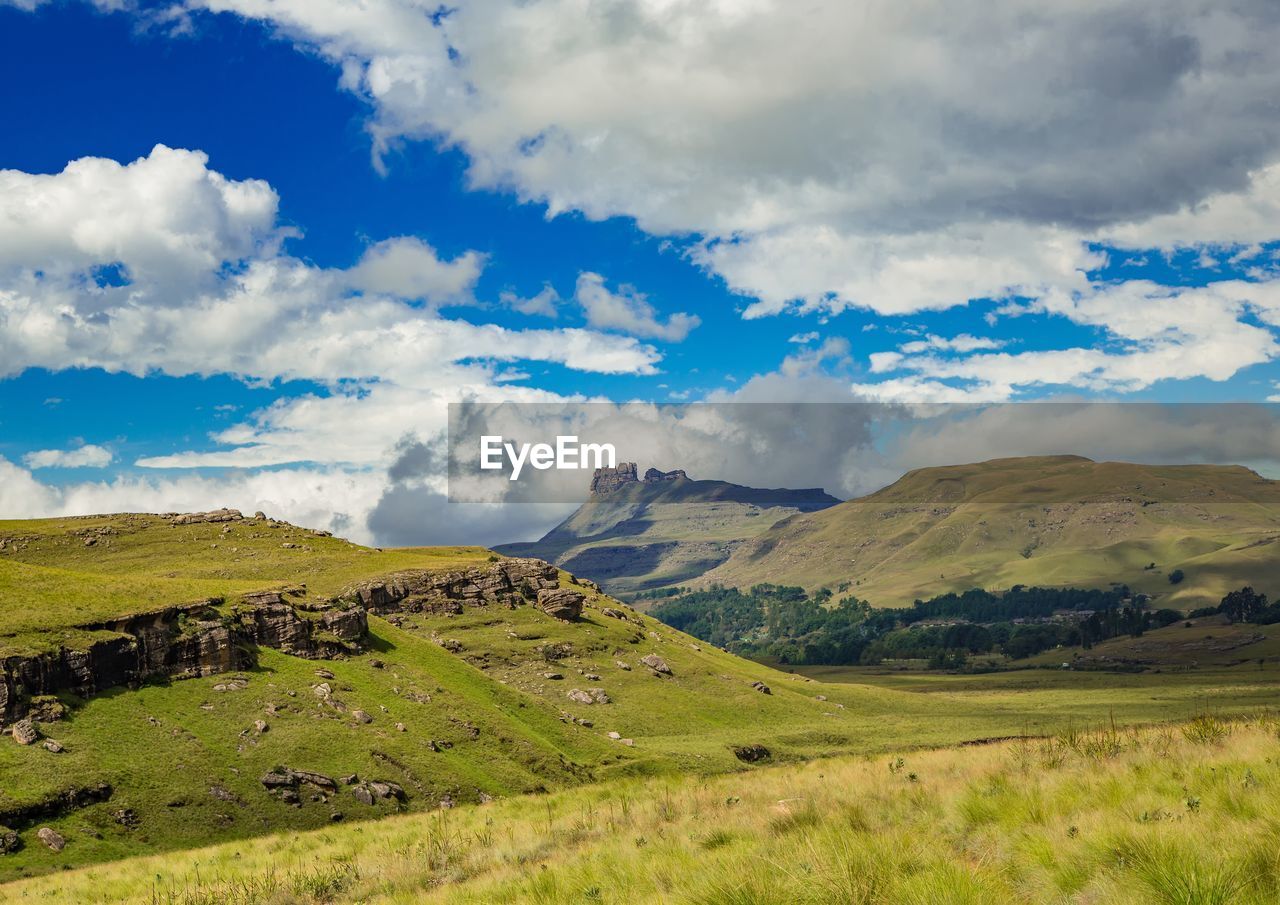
[699,456,1280,608]
[497,475,838,599]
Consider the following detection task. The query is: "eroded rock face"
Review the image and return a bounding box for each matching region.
[0,592,364,722]
[536,588,585,621]
[344,559,559,616]
[643,467,688,484]
[589,462,639,494]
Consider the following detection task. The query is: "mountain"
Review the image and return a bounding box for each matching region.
[697,455,1280,609]
[495,463,840,598]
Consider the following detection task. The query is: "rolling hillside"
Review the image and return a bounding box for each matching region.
[0,507,1186,883]
[699,456,1280,609]
[496,465,839,598]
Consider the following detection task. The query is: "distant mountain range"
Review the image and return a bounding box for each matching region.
[697,455,1280,609]
[494,463,840,598]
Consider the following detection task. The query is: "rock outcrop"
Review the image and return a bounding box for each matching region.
[0,591,366,723]
[643,467,688,483]
[589,463,639,494]
[342,559,559,615]
[535,588,585,621]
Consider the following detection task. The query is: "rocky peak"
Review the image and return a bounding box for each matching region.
[589,463,689,494]
[589,463,639,494]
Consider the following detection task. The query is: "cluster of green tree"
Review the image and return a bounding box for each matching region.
[650,583,1181,669]
[1189,587,1280,625]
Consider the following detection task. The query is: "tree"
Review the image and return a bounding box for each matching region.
[1219,587,1268,623]
[1168,569,1185,585]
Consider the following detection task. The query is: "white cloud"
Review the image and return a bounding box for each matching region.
[898,334,1005,355]
[574,272,700,341]
[161,0,1280,321]
[23,444,114,469]
[864,280,1280,399]
[346,236,484,303]
[0,146,663,384]
[500,284,560,318]
[788,331,819,344]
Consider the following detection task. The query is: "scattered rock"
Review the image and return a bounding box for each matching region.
[607,731,622,740]
[619,738,634,746]
[640,654,672,676]
[36,827,65,852]
[536,588,585,621]
[567,688,611,705]
[0,828,20,854]
[615,660,632,671]
[112,808,140,829]
[42,739,64,754]
[601,607,630,621]
[351,710,373,725]
[10,720,38,745]
[330,811,344,822]
[395,722,406,732]
[340,774,359,785]
[314,668,335,680]
[750,681,772,695]
[815,695,827,702]
[732,744,771,763]
[312,683,332,698]
[584,673,601,681]
[353,780,406,805]
[542,672,564,680]
[439,638,464,653]
[369,658,385,669]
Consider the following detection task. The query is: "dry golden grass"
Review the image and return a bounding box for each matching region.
[9,713,1280,904]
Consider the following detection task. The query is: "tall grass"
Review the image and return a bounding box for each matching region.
[12,715,1280,905]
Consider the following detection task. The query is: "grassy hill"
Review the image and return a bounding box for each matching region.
[496,473,838,598]
[10,715,1280,904]
[699,456,1280,609]
[4,509,1280,888]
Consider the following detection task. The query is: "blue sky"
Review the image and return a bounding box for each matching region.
[2,1,1280,543]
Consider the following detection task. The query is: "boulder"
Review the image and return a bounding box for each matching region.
[0,828,19,854]
[36,827,65,852]
[10,719,37,745]
[42,739,64,754]
[640,654,672,676]
[750,681,772,695]
[352,710,373,725]
[567,688,611,705]
[536,588,585,621]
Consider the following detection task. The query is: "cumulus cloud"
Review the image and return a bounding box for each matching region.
[574,272,699,341]
[23,444,114,469]
[0,145,673,538]
[0,145,663,385]
[346,236,484,303]
[156,1,1280,318]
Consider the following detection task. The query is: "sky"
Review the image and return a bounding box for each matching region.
[2,0,1280,545]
